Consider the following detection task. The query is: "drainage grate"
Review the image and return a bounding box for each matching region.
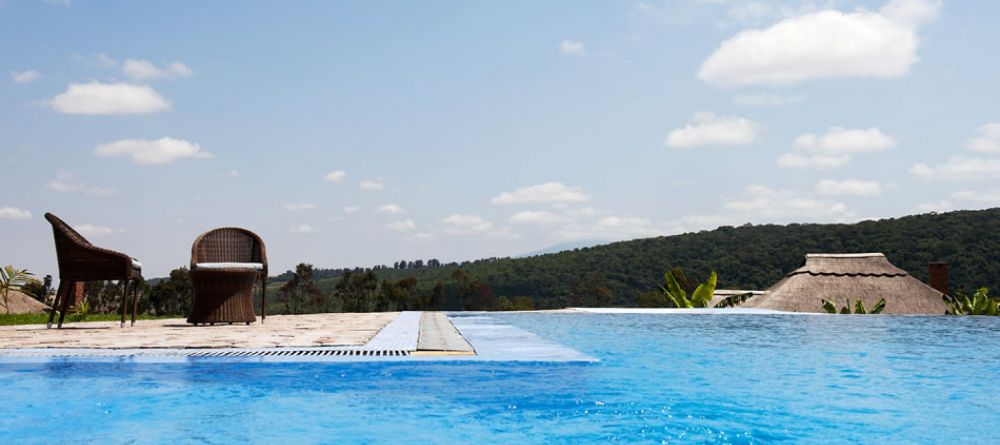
[1,348,412,358]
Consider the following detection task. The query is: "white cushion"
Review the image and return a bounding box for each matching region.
[131,258,142,269]
[195,262,264,270]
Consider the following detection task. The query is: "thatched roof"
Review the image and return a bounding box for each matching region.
[743,253,948,314]
[0,290,49,314]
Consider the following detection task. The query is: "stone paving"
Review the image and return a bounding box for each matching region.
[0,313,397,349]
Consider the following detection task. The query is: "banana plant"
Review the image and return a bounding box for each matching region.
[946,288,999,316]
[661,270,717,308]
[821,298,886,314]
[1,265,35,315]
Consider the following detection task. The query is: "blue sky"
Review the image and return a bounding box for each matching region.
[3,0,999,277]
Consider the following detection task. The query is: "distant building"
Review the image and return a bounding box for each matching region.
[743,253,948,314]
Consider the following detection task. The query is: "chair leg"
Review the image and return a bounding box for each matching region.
[47,281,67,329]
[120,279,130,328]
[261,277,267,323]
[131,281,140,326]
[57,281,73,329]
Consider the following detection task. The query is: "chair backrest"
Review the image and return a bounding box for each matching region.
[45,213,93,275]
[191,227,267,266]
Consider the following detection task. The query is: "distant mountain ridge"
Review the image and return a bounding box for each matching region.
[516,240,609,258]
[276,208,1000,309]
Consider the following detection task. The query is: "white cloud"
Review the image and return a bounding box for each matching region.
[121,59,193,81]
[442,214,494,235]
[776,153,850,169]
[881,0,943,26]
[664,112,760,148]
[76,52,118,68]
[376,204,404,214]
[778,127,895,169]
[412,232,437,241]
[47,171,116,197]
[218,170,240,179]
[724,184,852,221]
[793,127,896,154]
[11,70,40,84]
[509,211,567,225]
[911,156,1000,180]
[965,123,1000,153]
[385,219,417,232]
[291,224,319,235]
[564,207,600,218]
[554,215,662,241]
[559,39,587,56]
[0,207,31,220]
[815,179,882,196]
[698,0,941,87]
[916,200,953,213]
[284,202,318,211]
[50,82,170,115]
[343,206,361,214]
[75,224,124,237]
[93,137,211,165]
[324,170,347,183]
[492,182,589,205]
[733,92,804,107]
[359,179,386,191]
[952,189,1000,204]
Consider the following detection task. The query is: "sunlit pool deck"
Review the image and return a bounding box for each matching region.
[0,311,595,363]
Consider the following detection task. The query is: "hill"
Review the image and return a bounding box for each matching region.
[272,208,1000,309]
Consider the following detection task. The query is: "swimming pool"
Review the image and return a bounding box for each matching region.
[2,313,998,443]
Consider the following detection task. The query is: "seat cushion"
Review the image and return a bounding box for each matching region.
[195,262,264,270]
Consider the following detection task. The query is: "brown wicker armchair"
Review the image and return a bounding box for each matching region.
[188,227,268,324]
[44,213,142,329]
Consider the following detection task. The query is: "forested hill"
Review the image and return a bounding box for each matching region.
[275,208,1000,309]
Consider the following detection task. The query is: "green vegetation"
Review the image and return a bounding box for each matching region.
[0,265,35,314]
[661,270,717,308]
[821,298,886,314]
[271,208,1000,310]
[0,313,170,326]
[14,208,999,320]
[946,288,999,316]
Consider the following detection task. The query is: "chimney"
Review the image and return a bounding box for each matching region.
[71,281,86,309]
[928,262,949,296]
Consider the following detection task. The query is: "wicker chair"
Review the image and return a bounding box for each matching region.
[44,213,142,329]
[188,227,268,325]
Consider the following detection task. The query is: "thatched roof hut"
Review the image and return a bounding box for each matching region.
[743,253,948,314]
[0,290,49,314]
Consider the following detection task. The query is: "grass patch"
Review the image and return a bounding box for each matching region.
[0,313,180,326]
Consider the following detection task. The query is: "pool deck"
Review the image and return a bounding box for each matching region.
[0,311,597,362]
[0,312,399,349]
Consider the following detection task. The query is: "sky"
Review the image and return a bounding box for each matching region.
[2,0,999,278]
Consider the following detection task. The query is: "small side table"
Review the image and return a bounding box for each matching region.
[188,268,259,325]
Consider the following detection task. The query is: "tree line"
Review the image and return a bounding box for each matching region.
[47,207,1000,315]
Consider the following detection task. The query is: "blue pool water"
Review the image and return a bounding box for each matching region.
[2,313,999,444]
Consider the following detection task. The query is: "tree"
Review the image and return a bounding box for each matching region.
[945,287,998,316]
[1,266,34,314]
[278,263,322,314]
[571,270,613,307]
[822,298,887,315]
[450,268,472,310]
[661,270,716,308]
[147,268,192,316]
[511,296,534,311]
